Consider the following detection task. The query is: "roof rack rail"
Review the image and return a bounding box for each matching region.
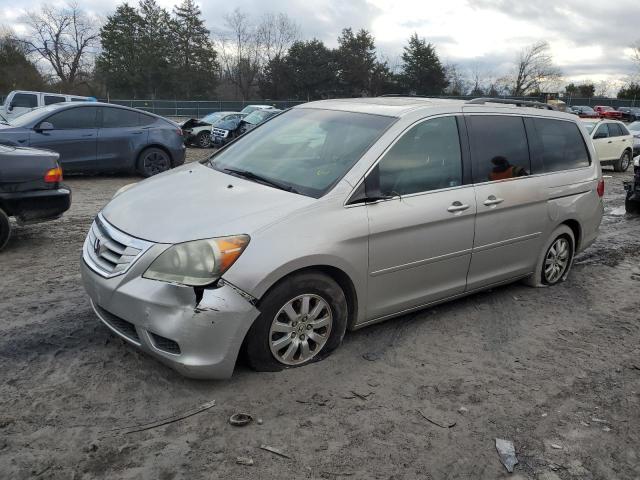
[466,97,556,110]
[378,94,433,98]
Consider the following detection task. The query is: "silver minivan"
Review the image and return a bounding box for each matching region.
[81,97,604,378]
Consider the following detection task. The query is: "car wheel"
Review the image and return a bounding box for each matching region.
[0,208,11,251]
[196,131,211,148]
[137,148,171,177]
[524,225,575,287]
[245,271,348,372]
[626,191,640,214]
[614,150,631,173]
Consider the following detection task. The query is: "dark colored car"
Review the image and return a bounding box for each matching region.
[617,107,640,122]
[0,102,186,177]
[211,109,282,146]
[0,144,71,250]
[593,105,623,120]
[571,105,600,119]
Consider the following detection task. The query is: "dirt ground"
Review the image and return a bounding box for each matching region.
[1,149,639,480]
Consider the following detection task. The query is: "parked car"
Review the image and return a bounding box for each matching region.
[81,97,603,378]
[593,105,623,120]
[616,107,640,122]
[624,155,640,213]
[627,121,640,155]
[211,108,282,146]
[240,104,276,115]
[0,145,71,250]
[1,90,93,120]
[564,106,579,115]
[571,106,600,119]
[0,102,185,177]
[181,111,244,148]
[582,119,634,171]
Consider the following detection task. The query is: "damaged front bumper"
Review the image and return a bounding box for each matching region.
[80,237,260,379]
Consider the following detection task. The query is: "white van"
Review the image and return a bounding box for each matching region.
[1,91,93,120]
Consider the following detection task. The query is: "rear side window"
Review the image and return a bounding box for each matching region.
[467,115,530,183]
[101,107,139,128]
[45,107,98,129]
[138,113,156,126]
[619,124,630,135]
[377,116,462,196]
[607,123,623,137]
[527,118,590,173]
[11,93,38,108]
[594,124,608,138]
[44,95,66,106]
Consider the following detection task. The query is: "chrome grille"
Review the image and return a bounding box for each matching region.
[211,127,228,138]
[83,214,153,278]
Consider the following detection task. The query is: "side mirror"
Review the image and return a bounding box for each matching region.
[36,122,54,132]
[7,105,14,112]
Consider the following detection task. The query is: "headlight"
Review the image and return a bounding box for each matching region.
[113,183,137,199]
[143,235,250,286]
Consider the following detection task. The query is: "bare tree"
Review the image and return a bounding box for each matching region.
[595,79,613,98]
[19,3,99,86]
[632,40,640,67]
[511,41,561,95]
[257,12,299,64]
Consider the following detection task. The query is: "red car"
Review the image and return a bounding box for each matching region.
[593,105,623,119]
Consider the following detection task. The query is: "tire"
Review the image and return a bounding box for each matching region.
[137,147,171,177]
[614,150,631,173]
[244,271,348,372]
[524,225,575,287]
[0,208,11,252]
[195,131,211,148]
[626,192,640,214]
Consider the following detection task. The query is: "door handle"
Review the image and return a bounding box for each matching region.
[607,140,612,143]
[484,196,504,206]
[447,201,470,213]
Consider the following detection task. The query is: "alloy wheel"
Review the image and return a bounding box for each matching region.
[269,294,333,366]
[544,237,570,284]
[621,152,631,172]
[143,151,170,176]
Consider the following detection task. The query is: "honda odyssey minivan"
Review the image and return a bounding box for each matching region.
[81,97,604,378]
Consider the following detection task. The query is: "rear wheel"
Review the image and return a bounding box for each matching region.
[0,208,11,251]
[614,150,631,172]
[137,148,171,177]
[245,272,348,372]
[524,225,575,287]
[195,131,211,148]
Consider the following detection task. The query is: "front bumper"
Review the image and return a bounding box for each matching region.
[81,242,260,379]
[0,186,71,224]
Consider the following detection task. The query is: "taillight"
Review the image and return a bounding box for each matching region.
[597,178,604,197]
[44,166,63,183]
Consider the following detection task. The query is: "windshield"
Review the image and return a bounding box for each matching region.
[243,110,275,125]
[241,105,271,114]
[207,108,395,198]
[628,121,640,132]
[583,122,597,133]
[202,112,225,123]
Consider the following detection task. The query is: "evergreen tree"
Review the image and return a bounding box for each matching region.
[286,39,336,100]
[138,0,174,98]
[617,82,640,100]
[335,28,378,96]
[0,29,44,93]
[258,56,292,99]
[400,33,447,95]
[171,0,219,99]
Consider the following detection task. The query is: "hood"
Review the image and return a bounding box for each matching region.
[181,118,210,130]
[102,162,314,244]
[0,124,30,145]
[213,118,241,131]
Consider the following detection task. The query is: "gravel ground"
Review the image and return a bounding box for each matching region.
[1,149,639,480]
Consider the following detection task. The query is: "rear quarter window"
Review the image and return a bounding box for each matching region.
[526,118,590,173]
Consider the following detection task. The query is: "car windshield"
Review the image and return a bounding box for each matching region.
[583,122,598,133]
[201,112,225,123]
[243,110,276,125]
[600,106,614,111]
[576,106,595,113]
[207,108,395,198]
[628,121,640,132]
[8,104,62,127]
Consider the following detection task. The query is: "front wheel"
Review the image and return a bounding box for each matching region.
[137,148,171,177]
[614,150,631,173]
[524,225,575,287]
[244,272,348,372]
[195,131,211,148]
[0,208,11,251]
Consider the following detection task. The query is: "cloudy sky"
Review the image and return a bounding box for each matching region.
[2,0,639,89]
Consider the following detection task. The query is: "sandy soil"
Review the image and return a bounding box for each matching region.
[1,149,639,480]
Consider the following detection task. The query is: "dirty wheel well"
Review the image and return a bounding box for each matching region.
[562,219,581,250]
[258,266,358,330]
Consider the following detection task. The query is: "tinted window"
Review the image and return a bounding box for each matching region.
[44,95,66,106]
[378,116,462,196]
[71,97,86,102]
[209,109,394,198]
[607,123,623,137]
[101,107,139,128]
[594,124,608,138]
[45,107,98,129]
[467,116,530,183]
[138,113,156,126]
[11,93,38,108]
[529,118,590,172]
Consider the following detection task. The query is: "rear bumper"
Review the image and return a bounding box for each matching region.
[0,186,71,223]
[171,144,187,166]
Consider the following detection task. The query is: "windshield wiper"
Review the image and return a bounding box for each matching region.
[223,168,299,194]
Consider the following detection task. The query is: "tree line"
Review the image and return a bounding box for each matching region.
[2,2,640,101]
